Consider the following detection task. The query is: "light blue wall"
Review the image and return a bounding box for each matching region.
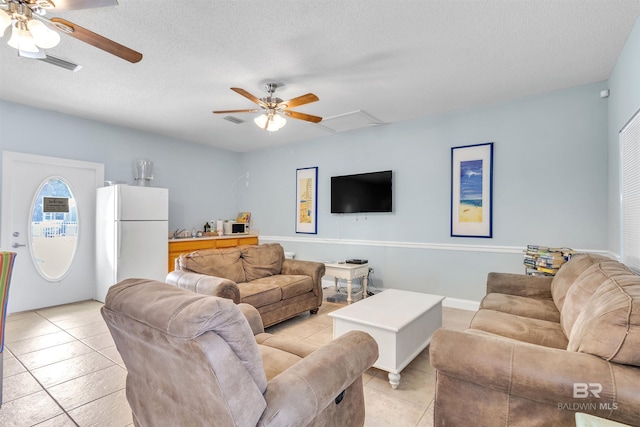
[607,15,640,256]
[0,100,243,233]
[6,14,639,302]
[242,82,609,301]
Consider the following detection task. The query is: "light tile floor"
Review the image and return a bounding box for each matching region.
[0,293,474,427]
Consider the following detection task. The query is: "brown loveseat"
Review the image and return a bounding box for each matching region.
[430,253,640,426]
[166,243,325,327]
[102,278,378,426]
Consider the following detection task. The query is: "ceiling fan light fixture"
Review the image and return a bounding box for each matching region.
[8,21,39,53]
[254,113,286,132]
[27,19,60,48]
[0,10,11,35]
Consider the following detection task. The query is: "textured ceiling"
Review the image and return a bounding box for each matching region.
[1,0,639,152]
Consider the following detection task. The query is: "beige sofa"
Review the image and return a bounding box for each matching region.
[166,243,325,327]
[102,278,378,426]
[430,253,640,426]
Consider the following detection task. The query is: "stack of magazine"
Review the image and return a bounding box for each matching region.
[524,245,576,276]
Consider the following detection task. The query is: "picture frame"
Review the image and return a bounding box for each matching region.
[451,142,494,238]
[296,167,318,234]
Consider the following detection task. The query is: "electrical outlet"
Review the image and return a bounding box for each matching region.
[245,172,249,187]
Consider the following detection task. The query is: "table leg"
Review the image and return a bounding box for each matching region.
[363,274,368,298]
[388,372,401,389]
[347,279,352,304]
[334,277,338,291]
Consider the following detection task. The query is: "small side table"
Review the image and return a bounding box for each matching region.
[324,262,369,304]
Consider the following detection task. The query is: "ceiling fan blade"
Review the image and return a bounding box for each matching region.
[50,17,143,63]
[278,93,319,109]
[230,88,268,108]
[283,110,323,123]
[212,109,260,114]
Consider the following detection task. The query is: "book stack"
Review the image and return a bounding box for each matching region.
[524,245,576,276]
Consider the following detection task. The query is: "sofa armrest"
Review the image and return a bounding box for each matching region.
[486,272,553,298]
[281,259,326,299]
[165,270,241,303]
[238,303,264,335]
[430,328,640,422]
[258,331,378,427]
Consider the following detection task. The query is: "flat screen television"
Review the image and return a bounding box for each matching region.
[331,170,392,213]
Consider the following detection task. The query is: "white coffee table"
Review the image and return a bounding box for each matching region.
[328,289,444,389]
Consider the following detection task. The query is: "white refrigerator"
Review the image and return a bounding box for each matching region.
[96,185,168,303]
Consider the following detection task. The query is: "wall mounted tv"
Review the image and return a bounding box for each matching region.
[331,170,393,213]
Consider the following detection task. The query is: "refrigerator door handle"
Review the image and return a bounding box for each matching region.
[116,221,122,261]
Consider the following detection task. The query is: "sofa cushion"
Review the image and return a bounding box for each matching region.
[568,272,640,366]
[551,253,611,311]
[480,293,559,323]
[240,244,284,282]
[470,309,568,349]
[239,282,283,308]
[179,248,246,284]
[560,261,631,337]
[250,275,314,300]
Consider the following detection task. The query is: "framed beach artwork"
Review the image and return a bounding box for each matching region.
[450,142,493,238]
[296,167,318,234]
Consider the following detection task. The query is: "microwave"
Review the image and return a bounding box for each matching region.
[223,221,249,235]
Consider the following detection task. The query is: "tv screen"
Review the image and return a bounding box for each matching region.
[331,170,392,213]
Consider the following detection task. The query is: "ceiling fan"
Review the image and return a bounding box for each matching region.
[0,0,142,63]
[213,83,323,132]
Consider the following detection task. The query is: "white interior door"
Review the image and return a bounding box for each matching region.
[1,151,104,314]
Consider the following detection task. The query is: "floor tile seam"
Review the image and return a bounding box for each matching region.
[35,365,125,413]
[52,380,128,414]
[10,362,73,425]
[364,381,435,408]
[413,399,434,427]
[14,339,93,370]
[45,362,127,392]
[30,350,118,388]
[0,371,46,405]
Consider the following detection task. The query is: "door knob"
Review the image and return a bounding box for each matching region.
[12,242,26,248]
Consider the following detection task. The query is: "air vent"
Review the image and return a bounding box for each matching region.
[38,55,82,72]
[223,116,246,124]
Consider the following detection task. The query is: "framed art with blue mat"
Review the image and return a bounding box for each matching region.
[451,142,493,238]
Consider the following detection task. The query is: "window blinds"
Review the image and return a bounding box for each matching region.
[620,109,640,273]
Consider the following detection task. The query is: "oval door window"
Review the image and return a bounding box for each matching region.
[30,177,79,281]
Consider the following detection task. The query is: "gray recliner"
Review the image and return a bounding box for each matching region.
[101,278,378,427]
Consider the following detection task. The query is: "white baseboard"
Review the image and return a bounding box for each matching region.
[442,297,480,312]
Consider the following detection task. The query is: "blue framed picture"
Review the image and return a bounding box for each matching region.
[451,142,493,238]
[296,166,318,234]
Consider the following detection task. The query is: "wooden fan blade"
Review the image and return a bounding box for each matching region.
[278,93,319,109]
[50,18,143,63]
[213,109,259,114]
[231,88,268,108]
[284,110,323,123]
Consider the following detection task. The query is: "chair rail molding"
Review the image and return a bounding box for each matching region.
[259,235,607,256]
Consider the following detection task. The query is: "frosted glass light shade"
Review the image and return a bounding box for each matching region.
[0,10,11,36]
[254,113,286,131]
[8,23,39,53]
[27,20,59,49]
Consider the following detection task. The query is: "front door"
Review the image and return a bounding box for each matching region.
[1,151,104,313]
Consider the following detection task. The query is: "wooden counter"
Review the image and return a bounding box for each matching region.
[168,234,258,272]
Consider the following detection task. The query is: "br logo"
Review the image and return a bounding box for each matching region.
[573,383,603,398]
